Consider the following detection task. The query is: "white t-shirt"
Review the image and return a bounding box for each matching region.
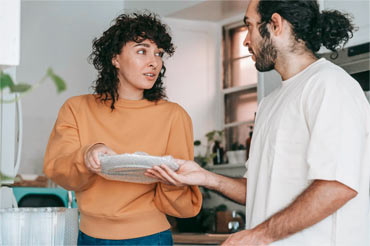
[244,58,370,246]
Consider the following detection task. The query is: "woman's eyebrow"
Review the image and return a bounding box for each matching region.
[133,43,150,48]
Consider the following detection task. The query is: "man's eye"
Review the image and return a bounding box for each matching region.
[138,50,145,54]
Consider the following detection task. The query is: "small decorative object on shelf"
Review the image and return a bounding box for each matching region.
[226,142,246,164]
[212,140,225,165]
[194,130,225,167]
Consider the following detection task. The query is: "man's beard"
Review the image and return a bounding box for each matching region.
[254,36,277,72]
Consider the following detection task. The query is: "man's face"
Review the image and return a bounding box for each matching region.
[243,0,277,72]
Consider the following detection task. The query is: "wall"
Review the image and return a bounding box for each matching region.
[163,18,223,144]
[17,1,124,174]
[16,1,222,174]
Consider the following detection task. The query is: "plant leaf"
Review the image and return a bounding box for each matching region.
[10,83,32,93]
[0,73,15,90]
[206,131,216,141]
[0,172,15,183]
[47,68,67,93]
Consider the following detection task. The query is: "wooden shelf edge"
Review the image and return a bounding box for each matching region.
[207,163,246,170]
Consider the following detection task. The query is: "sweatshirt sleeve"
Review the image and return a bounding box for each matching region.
[43,98,97,191]
[154,104,202,218]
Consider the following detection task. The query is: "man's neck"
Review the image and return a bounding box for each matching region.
[275,52,318,81]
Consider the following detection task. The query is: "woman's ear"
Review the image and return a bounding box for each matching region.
[270,13,283,36]
[112,57,119,68]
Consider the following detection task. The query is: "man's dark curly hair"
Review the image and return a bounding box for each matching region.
[257,0,355,55]
[89,12,175,110]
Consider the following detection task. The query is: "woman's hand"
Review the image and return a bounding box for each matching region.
[145,159,210,187]
[84,143,116,173]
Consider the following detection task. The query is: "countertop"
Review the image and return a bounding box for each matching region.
[173,233,230,245]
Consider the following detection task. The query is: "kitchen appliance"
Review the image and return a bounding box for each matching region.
[320,42,370,104]
[1,188,78,245]
[12,187,77,208]
[0,207,78,245]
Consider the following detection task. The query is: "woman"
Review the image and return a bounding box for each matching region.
[43,12,202,245]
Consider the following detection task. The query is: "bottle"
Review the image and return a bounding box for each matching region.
[212,141,224,165]
[245,126,253,160]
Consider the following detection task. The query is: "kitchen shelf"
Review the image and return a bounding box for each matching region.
[207,163,246,170]
[173,233,229,245]
[222,83,257,95]
[224,120,254,129]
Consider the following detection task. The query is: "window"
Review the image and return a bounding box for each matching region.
[223,21,257,150]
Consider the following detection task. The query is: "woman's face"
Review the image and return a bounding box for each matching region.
[112,39,164,98]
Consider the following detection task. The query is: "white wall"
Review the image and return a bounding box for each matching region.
[163,18,223,144]
[16,1,221,174]
[17,1,124,174]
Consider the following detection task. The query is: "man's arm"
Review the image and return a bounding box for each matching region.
[146,160,247,205]
[223,179,357,245]
[205,171,247,205]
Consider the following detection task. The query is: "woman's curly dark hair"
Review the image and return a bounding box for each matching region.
[89,12,175,110]
[257,0,355,56]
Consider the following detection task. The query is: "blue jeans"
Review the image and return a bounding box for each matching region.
[77,229,173,245]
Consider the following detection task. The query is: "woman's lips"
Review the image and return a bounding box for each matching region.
[143,73,156,81]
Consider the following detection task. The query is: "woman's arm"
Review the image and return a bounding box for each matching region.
[153,104,202,217]
[43,99,102,191]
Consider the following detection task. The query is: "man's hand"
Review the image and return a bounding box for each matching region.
[145,160,210,187]
[146,159,247,204]
[221,229,271,246]
[84,143,116,173]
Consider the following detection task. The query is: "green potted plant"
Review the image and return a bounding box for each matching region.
[194,129,225,167]
[0,68,66,103]
[0,68,66,182]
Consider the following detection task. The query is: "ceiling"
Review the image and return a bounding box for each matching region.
[124,0,249,22]
[168,0,249,22]
[124,1,203,17]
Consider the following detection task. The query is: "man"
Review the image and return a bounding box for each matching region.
[146,0,370,245]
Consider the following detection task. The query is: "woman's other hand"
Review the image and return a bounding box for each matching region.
[84,143,116,173]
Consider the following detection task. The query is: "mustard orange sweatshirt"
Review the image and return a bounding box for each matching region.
[43,94,202,239]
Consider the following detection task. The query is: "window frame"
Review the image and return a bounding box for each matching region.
[222,20,257,148]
